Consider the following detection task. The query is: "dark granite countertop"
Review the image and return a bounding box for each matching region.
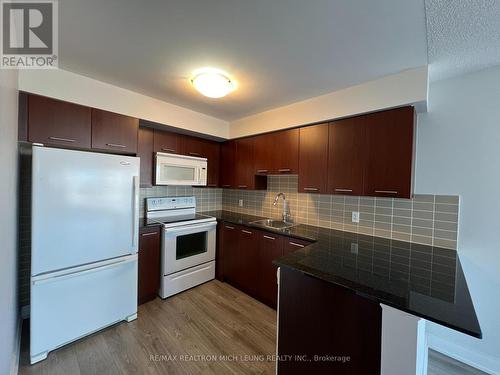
[201,210,481,339]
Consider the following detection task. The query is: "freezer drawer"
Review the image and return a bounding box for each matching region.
[30,256,138,364]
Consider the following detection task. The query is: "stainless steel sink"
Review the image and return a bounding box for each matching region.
[251,218,299,230]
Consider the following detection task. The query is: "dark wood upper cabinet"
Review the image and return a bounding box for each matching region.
[253,132,277,174]
[276,128,299,174]
[253,128,299,175]
[138,227,161,305]
[137,127,154,187]
[27,94,91,149]
[91,109,138,154]
[153,129,182,154]
[220,141,236,188]
[298,124,329,193]
[328,117,366,196]
[363,106,415,199]
[257,231,283,308]
[234,137,255,189]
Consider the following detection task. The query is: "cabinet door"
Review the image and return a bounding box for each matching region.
[91,109,138,154]
[237,227,259,295]
[363,106,415,199]
[28,94,91,149]
[220,141,236,188]
[153,129,182,154]
[328,117,365,196]
[298,124,329,193]
[137,127,154,187]
[234,138,255,189]
[278,268,382,375]
[277,128,299,174]
[283,238,313,255]
[257,232,283,308]
[221,223,239,283]
[206,141,220,187]
[253,132,277,174]
[138,228,161,305]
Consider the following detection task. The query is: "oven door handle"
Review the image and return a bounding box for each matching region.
[164,221,217,236]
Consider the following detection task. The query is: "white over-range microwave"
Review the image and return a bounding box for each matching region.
[155,152,207,186]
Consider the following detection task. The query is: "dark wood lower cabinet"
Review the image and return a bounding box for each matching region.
[277,267,382,375]
[220,223,312,309]
[138,227,161,305]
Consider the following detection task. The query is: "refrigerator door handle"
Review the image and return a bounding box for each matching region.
[132,175,139,252]
[32,255,137,285]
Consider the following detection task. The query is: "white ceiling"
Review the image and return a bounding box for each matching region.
[59,0,428,121]
[425,0,500,82]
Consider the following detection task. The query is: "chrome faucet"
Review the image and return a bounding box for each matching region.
[273,192,291,222]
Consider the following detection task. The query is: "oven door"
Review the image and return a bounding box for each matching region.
[162,221,216,275]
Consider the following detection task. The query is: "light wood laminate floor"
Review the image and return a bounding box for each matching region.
[19,280,486,375]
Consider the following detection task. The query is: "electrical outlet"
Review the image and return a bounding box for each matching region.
[350,243,359,254]
[238,199,244,207]
[351,211,360,223]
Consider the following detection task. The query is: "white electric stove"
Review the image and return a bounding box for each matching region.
[145,196,216,298]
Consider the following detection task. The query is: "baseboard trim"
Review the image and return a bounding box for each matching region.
[427,333,500,375]
[10,316,22,375]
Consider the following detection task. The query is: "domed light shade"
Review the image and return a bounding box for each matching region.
[190,68,236,98]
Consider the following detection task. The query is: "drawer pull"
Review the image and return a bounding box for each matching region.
[375,190,398,195]
[106,143,126,148]
[257,169,268,173]
[225,225,235,230]
[241,229,252,234]
[289,242,305,248]
[303,187,318,191]
[263,235,276,240]
[335,188,353,193]
[141,232,157,237]
[161,148,176,153]
[238,185,248,189]
[189,152,201,156]
[48,136,75,143]
[278,168,291,173]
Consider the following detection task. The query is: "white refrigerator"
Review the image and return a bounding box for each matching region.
[30,146,140,364]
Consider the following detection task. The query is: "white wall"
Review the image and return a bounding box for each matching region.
[0,69,19,375]
[229,66,428,138]
[18,69,230,139]
[416,65,500,373]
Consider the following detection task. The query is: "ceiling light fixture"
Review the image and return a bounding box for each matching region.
[190,67,236,98]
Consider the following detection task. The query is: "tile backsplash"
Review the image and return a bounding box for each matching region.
[222,175,459,250]
[139,186,222,216]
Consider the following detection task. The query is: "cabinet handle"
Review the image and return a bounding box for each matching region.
[48,136,75,143]
[141,232,157,237]
[289,242,305,248]
[263,235,276,240]
[189,152,201,156]
[335,188,353,193]
[161,148,176,153]
[106,143,126,148]
[303,187,318,191]
[257,169,268,173]
[278,168,291,173]
[225,225,235,230]
[375,190,398,195]
[238,185,248,189]
[241,229,252,234]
